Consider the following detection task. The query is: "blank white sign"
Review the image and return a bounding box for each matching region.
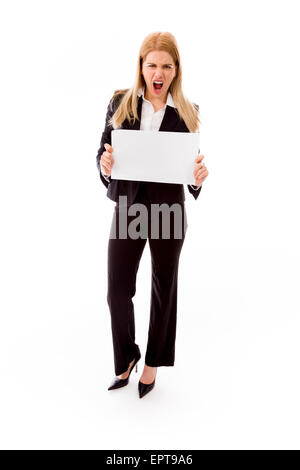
[111,129,200,184]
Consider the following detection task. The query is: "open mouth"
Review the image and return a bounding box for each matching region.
[153,80,163,91]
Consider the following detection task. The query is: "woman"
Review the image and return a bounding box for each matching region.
[96,32,209,399]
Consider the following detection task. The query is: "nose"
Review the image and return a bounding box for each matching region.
[153,68,165,79]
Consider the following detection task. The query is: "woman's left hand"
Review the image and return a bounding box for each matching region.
[193,154,209,186]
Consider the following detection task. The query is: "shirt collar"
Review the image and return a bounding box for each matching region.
[137,85,175,109]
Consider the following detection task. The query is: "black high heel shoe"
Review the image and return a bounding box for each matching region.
[138,370,157,398]
[108,351,141,390]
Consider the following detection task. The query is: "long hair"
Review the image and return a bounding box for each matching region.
[108,31,201,133]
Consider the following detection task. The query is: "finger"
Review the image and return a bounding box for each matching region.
[193,164,204,176]
[102,155,114,167]
[196,174,208,185]
[102,160,113,171]
[195,173,207,185]
[102,154,114,164]
[102,165,111,174]
[197,167,208,175]
[196,166,206,175]
[104,143,113,153]
[195,154,204,163]
[101,169,110,177]
[101,162,110,173]
[197,164,207,172]
[101,158,111,170]
[196,168,208,178]
[104,151,114,161]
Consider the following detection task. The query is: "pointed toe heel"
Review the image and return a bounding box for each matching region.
[107,376,128,390]
[107,352,141,391]
[138,378,156,398]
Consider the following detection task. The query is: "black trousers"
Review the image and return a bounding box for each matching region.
[107,182,188,376]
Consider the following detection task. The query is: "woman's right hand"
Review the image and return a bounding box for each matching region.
[100,143,114,176]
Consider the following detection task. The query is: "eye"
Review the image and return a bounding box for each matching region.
[147,64,172,68]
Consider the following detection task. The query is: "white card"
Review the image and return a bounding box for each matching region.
[111,129,200,184]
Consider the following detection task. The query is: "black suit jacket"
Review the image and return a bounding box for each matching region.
[96,92,202,205]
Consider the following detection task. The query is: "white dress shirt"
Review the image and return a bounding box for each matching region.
[101,86,201,190]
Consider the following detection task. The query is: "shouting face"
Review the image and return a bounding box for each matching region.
[142,50,177,102]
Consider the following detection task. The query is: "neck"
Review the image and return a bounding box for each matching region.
[144,89,167,108]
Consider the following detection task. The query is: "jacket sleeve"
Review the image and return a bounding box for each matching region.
[187,173,202,199]
[96,96,115,188]
[187,183,202,199]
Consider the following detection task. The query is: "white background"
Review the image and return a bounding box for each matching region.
[0,0,299,450]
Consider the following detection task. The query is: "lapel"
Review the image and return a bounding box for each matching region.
[123,95,181,132]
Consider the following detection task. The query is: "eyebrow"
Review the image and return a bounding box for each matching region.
[146,62,174,66]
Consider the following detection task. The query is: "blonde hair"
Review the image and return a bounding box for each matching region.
[108,31,201,133]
